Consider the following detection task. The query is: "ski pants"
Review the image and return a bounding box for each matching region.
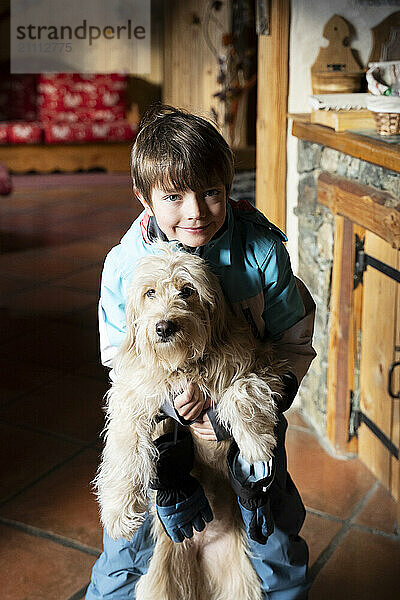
[86,416,310,600]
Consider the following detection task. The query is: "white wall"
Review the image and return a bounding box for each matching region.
[286,0,397,270]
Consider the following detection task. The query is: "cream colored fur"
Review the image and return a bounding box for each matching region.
[94,242,284,600]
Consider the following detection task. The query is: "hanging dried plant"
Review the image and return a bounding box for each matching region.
[202,0,257,145]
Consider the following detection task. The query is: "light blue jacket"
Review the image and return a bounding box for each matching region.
[99,200,316,384]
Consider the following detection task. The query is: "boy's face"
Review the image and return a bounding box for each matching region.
[139,182,227,247]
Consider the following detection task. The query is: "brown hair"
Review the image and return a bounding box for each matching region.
[130,104,234,205]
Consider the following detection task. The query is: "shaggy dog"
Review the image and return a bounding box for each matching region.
[95,243,284,600]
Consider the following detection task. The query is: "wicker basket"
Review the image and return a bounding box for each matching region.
[372,111,400,136]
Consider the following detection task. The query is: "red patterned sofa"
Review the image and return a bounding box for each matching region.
[0,73,137,145]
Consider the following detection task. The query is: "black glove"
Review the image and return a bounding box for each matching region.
[150,428,213,542]
[227,439,275,545]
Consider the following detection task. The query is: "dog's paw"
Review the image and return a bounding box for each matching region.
[99,489,149,541]
[102,507,147,541]
[235,431,276,464]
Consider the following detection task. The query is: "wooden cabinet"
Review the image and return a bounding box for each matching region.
[316,172,400,523]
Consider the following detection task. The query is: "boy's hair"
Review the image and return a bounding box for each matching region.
[131,104,234,205]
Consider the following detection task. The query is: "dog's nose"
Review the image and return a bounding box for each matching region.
[155,320,178,339]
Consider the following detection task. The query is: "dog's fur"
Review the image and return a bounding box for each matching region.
[95,243,285,600]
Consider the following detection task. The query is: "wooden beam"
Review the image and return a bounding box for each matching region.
[326,215,355,454]
[318,172,400,249]
[0,143,253,174]
[256,0,290,231]
[0,142,133,174]
[292,117,400,174]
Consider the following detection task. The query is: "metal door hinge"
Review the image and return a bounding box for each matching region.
[353,234,400,290]
[349,390,399,460]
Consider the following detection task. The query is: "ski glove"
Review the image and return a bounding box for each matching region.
[150,429,213,543]
[227,439,275,545]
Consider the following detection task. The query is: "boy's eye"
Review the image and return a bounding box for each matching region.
[204,189,221,198]
[179,286,194,299]
[146,289,156,298]
[165,194,180,202]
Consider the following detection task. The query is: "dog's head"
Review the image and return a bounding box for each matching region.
[121,243,229,371]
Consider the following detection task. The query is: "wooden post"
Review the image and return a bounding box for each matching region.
[256,0,290,231]
[326,215,355,454]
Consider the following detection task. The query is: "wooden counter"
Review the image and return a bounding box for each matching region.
[292,115,400,174]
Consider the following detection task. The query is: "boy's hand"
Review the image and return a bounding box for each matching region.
[174,383,210,422]
[151,429,214,542]
[190,413,218,441]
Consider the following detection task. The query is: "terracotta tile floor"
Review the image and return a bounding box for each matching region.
[0,173,399,599]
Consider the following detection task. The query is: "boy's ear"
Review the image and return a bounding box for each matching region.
[133,188,154,216]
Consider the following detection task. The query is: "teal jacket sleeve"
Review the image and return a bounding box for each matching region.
[260,239,305,339]
[98,249,128,368]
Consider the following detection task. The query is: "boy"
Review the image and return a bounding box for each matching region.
[86,104,316,599]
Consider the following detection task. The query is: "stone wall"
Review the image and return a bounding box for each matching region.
[295,141,400,435]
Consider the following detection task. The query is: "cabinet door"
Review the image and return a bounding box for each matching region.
[358,231,400,501]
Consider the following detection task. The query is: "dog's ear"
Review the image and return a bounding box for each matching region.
[198,270,230,348]
[122,294,137,354]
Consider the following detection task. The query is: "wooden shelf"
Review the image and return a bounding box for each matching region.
[291,115,400,174]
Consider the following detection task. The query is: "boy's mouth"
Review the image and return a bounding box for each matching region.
[179,224,210,232]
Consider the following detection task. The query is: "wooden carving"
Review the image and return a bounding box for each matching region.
[311,15,363,94]
[368,11,400,62]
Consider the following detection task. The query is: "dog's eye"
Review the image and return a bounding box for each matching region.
[146,289,156,298]
[179,286,194,299]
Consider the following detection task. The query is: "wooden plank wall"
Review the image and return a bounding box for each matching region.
[256,0,290,230]
[163,0,230,139]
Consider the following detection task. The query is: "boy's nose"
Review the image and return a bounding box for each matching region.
[187,192,205,218]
